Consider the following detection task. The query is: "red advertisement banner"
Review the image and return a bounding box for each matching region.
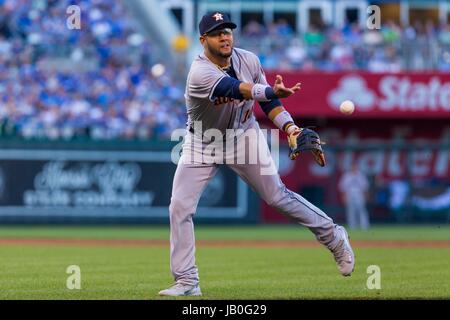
[260,122,450,223]
[260,72,450,118]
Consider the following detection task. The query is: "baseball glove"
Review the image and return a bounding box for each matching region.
[288,127,326,166]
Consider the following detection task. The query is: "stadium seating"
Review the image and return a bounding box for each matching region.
[1,1,449,140]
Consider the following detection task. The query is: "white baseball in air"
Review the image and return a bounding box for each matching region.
[339,100,355,115]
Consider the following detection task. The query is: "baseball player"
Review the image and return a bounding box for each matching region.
[339,163,370,230]
[159,12,355,296]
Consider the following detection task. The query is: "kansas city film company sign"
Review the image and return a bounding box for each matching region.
[24,161,153,207]
[0,150,247,220]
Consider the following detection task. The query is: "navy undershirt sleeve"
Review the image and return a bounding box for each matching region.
[212,77,244,100]
[259,99,282,115]
[212,74,282,115]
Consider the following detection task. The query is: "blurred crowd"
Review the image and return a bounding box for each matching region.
[0,0,186,141]
[1,0,450,141]
[238,19,450,72]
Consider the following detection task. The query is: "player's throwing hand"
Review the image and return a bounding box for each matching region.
[273,75,301,98]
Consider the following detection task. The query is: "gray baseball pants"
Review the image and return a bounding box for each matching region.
[169,122,338,286]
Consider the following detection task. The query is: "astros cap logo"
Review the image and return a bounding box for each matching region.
[213,12,223,21]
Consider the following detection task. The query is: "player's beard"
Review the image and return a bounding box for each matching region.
[207,41,233,59]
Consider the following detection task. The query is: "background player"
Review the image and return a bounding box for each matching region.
[339,163,371,230]
[159,12,354,297]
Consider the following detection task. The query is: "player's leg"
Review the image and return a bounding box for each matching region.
[159,158,218,296]
[229,161,337,247]
[228,122,336,243]
[170,162,218,285]
[227,122,354,276]
[359,202,370,230]
[347,200,358,229]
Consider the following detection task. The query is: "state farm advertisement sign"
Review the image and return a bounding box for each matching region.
[261,72,450,118]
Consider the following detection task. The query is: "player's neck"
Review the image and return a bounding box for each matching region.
[204,51,231,69]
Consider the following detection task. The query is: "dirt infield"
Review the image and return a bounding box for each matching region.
[0,238,449,248]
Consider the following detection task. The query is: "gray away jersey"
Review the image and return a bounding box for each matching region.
[185,47,268,136]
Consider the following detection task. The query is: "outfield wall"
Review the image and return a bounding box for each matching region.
[1,131,447,225]
[0,140,258,224]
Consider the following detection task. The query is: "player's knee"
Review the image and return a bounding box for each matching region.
[169,197,196,219]
[265,184,294,211]
[265,192,285,210]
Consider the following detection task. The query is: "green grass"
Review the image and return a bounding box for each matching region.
[0,225,449,299]
[0,224,449,240]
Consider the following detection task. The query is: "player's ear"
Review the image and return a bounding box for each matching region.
[199,36,205,45]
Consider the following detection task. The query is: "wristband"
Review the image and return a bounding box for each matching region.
[272,111,294,131]
[251,84,278,102]
[264,86,278,100]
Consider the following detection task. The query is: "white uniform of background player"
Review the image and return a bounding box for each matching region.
[159,12,355,296]
[339,164,370,230]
